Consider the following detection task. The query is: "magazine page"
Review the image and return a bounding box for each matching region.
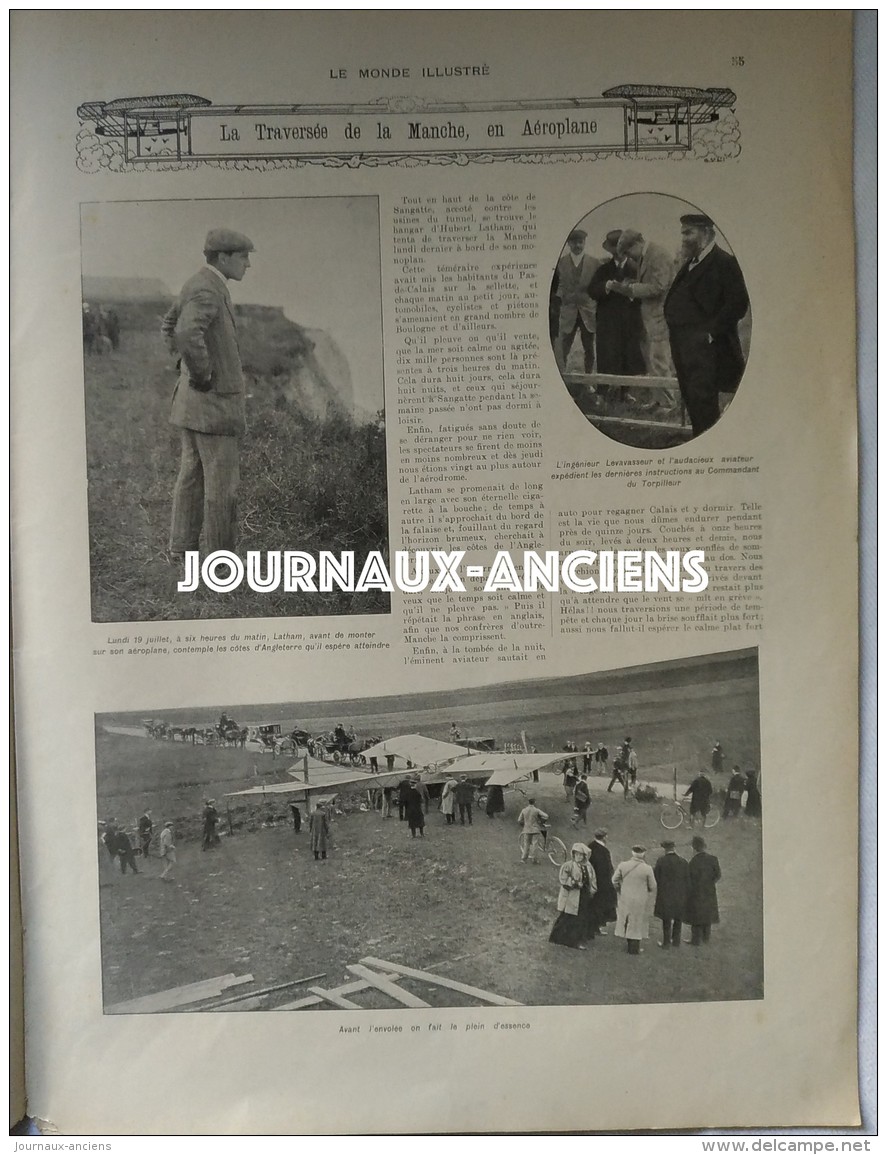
[10,10,859,1133]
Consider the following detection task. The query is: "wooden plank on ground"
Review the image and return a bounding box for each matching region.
[307,986,364,1009]
[347,964,430,1008]
[278,978,377,1011]
[106,972,254,1014]
[361,957,523,1007]
[197,973,327,1011]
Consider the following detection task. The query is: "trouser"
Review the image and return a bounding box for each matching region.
[574,804,589,825]
[398,801,407,820]
[560,317,596,374]
[660,918,683,946]
[690,924,712,945]
[458,803,472,825]
[521,833,542,861]
[640,327,678,409]
[444,813,455,825]
[160,852,176,879]
[118,849,139,874]
[669,328,722,436]
[140,835,151,858]
[607,768,626,792]
[170,429,240,553]
[381,795,391,818]
[626,939,641,955]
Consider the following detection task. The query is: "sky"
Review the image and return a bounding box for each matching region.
[80,196,384,412]
[564,192,736,261]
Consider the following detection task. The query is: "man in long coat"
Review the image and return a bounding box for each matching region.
[653,840,689,948]
[612,844,657,954]
[162,228,254,556]
[686,835,721,945]
[683,769,714,825]
[309,804,331,860]
[588,828,618,935]
[664,214,750,436]
[405,779,426,838]
[588,230,645,383]
[723,765,747,819]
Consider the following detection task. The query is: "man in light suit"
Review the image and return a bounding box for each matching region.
[162,228,254,556]
[664,213,750,436]
[554,228,599,375]
[610,228,677,411]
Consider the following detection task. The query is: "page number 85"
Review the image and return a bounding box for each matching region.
[731,56,745,66]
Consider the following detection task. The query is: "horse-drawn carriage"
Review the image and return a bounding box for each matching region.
[309,726,382,766]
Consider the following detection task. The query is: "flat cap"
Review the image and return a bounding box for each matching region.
[680,213,715,229]
[204,228,255,254]
[567,228,587,242]
[660,840,676,850]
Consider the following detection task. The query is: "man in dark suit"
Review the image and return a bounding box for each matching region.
[686,835,722,945]
[664,214,749,436]
[683,769,714,825]
[588,828,617,935]
[588,230,645,382]
[653,840,689,948]
[162,228,255,556]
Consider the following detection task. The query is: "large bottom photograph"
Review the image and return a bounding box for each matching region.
[95,646,762,1013]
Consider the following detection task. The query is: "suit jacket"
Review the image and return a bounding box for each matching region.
[686,851,721,924]
[626,240,675,338]
[653,851,689,920]
[664,244,749,392]
[162,266,247,436]
[589,257,645,375]
[556,251,600,331]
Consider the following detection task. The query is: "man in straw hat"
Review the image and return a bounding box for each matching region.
[162,227,255,557]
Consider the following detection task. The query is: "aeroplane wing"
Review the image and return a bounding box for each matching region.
[359,733,468,769]
[449,751,567,787]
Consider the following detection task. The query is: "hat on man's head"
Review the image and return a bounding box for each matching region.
[567,228,587,243]
[603,229,623,254]
[204,228,255,255]
[660,840,676,850]
[631,844,646,853]
[680,213,715,229]
[594,828,608,839]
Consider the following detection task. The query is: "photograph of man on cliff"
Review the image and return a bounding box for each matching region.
[80,196,388,622]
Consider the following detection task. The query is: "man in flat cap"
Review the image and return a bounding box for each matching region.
[664,214,750,436]
[162,228,255,557]
[610,229,678,412]
[553,228,599,377]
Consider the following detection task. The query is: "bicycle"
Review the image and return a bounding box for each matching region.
[518,828,568,866]
[659,799,720,830]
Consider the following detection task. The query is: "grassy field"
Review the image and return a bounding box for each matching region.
[83,302,389,622]
[96,650,762,1010]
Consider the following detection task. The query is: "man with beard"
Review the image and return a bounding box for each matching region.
[588,828,617,936]
[664,214,750,436]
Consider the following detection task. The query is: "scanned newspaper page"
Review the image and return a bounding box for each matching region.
[11,11,858,1133]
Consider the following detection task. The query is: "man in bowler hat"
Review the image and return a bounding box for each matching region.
[162,228,255,556]
[664,213,749,436]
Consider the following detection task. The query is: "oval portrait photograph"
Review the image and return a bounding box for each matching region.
[549,193,751,449]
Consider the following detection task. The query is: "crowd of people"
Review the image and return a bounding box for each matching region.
[548,834,722,955]
[551,214,750,436]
